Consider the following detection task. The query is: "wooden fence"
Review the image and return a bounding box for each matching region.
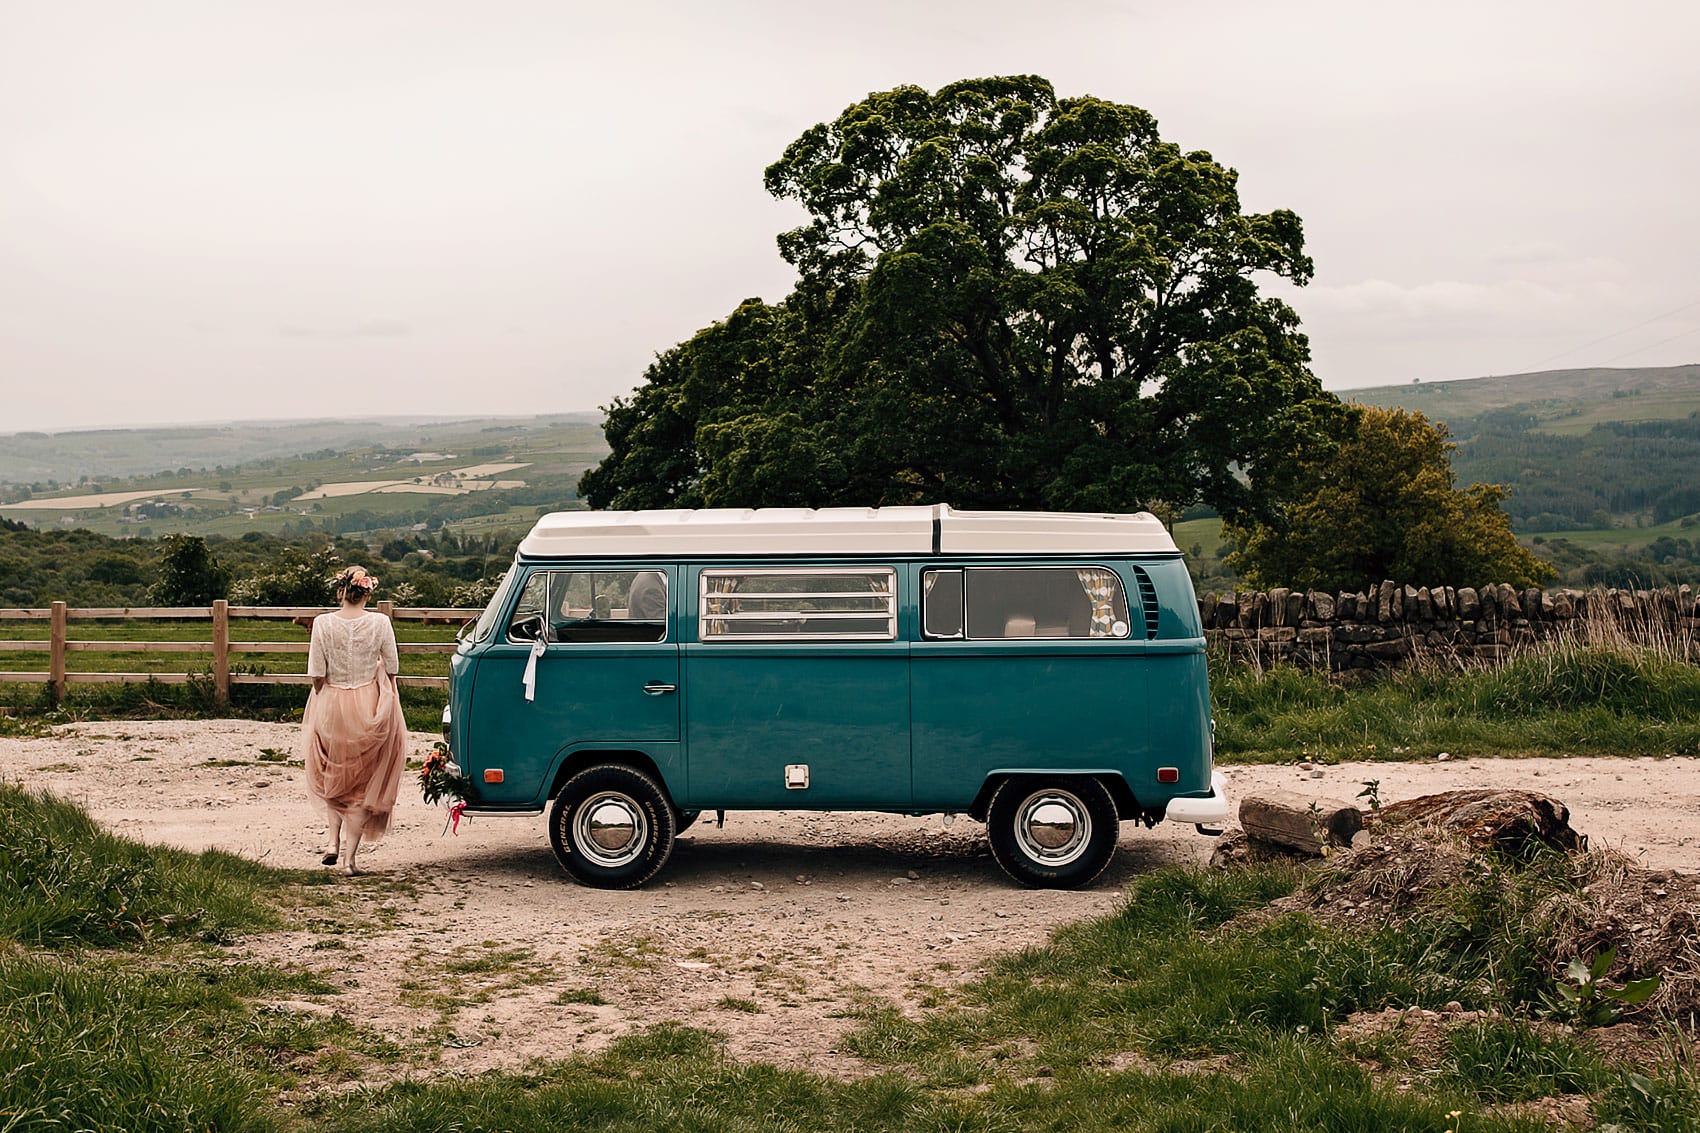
[0,602,481,705]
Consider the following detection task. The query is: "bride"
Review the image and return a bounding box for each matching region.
[299,565,407,875]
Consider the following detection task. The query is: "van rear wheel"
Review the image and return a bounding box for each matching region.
[986,777,1118,888]
[549,764,676,888]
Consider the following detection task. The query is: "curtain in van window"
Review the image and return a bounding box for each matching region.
[704,574,740,635]
[1075,569,1119,638]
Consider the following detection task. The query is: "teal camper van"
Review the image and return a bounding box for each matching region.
[443,506,1228,888]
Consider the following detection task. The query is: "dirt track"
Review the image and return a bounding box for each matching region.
[6,720,1698,1077]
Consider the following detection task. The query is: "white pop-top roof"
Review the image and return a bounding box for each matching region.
[517,505,1179,558]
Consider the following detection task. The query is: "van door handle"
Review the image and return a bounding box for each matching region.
[642,682,677,696]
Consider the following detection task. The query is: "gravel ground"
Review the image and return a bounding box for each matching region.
[7,719,1698,1077]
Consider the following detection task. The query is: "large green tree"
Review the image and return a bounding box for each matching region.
[582,76,1344,518]
[148,534,229,605]
[1224,406,1556,591]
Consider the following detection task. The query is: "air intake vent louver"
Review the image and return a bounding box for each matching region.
[1130,565,1160,639]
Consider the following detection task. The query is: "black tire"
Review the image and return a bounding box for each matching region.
[548,764,677,889]
[674,809,701,835]
[985,776,1119,888]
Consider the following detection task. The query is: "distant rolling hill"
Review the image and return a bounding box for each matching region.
[1345,364,1700,435]
[1345,365,1700,536]
[0,413,604,485]
[0,414,611,542]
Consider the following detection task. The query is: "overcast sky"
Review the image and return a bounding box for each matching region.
[3,0,1698,432]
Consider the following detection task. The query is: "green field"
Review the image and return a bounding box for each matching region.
[1171,516,1227,558]
[1349,363,1700,433]
[0,416,609,541]
[1525,517,1698,551]
[0,414,607,484]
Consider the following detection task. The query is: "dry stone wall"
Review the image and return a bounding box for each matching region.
[1199,582,1699,670]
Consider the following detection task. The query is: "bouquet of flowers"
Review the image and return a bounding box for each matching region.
[420,741,477,832]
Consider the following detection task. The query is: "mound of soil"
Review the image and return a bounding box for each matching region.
[1374,788,1585,857]
[1266,820,1700,1020]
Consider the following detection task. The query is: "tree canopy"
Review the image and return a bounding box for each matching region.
[581,75,1344,519]
[148,534,229,605]
[1223,406,1556,591]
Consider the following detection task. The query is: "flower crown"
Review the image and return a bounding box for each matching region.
[339,566,379,592]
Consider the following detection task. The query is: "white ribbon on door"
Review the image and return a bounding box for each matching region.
[521,634,547,702]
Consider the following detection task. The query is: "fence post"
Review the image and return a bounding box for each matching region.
[49,600,67,705]
[377,600,394,619]
[212,599,229,708]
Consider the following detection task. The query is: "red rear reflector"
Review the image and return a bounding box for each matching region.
[1157,767,1180,783]
[483,769,504,784]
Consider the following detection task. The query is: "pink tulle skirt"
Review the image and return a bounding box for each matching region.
[301,665,408,841]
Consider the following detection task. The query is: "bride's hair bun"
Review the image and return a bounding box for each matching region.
[336,565,378,599]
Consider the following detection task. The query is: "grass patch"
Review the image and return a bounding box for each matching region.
[0,788,387,1132]
[835,861,1698,1122]
[0,782,322,948]
[443,944,537,975]
[1,952,282,1133]
[312,1023,1571,1133]
[0,941,399,1131]
[1441,1018,1608,1101]
[1597,1067,1700,1132]
[1212,636,1700,761]
[6,787,1696,1129]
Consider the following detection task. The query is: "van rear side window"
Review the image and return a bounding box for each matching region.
[700,568,896,641]
[923,566,1131,640]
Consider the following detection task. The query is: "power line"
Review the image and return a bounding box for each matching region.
[1523,296,1700,370]
[1597,320,1700,366]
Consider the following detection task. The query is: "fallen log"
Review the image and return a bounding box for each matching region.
[1238,790,1363,855]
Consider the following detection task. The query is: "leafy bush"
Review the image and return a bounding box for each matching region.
[227,545,344,606]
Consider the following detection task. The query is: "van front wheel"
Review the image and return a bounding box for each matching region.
[986,777,1118,888]
[549,764,677,889]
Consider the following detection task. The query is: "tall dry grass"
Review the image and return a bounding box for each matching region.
[1211,612,1700,763]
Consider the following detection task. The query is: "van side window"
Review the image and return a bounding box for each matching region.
[469,566,520,644]
[506,570,667,644]
[700,568,896,641]
[922,569,965,638]
[958,567,1131,640]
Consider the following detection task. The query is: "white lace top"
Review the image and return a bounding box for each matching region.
[306,611,400,688]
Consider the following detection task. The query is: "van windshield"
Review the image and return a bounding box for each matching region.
[467,563,523,644]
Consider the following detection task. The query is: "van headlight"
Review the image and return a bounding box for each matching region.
[441,703,452,744]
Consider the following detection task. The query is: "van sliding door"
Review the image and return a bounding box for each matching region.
[681,565,911,809]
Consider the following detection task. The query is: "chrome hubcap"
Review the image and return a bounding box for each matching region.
[574,791,648,867]
[1013,789,1091,866]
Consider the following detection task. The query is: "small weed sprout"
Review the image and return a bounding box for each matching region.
[1357,779,1383,811]
[1545,946,1661,1027]
[1305,801,1333,857]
